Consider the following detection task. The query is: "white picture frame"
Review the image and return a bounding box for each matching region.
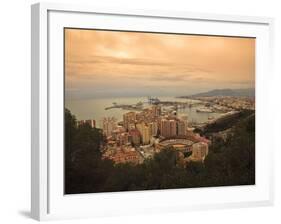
[31,2,274,221]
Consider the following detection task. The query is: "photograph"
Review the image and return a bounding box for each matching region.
[64,28,255,194]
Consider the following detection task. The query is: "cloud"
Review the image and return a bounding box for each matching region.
[65,29,255,98]
[68,55,174,67]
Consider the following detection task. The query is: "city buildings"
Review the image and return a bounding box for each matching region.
[195,96,255,111]
[129,129,141,146]
[170,119,177,136]
[136,122,152,145]
[101,117,117,137]
[160,119,171,138]
[160,118,187,138]
[148,122,158,137]
[152,105,161,117]
[103,146,144,165]
[96,101,218,165]
[123,111,136,131]
[189,142,209,162]
[77,119,96,128]
[75,94,255,166]
[178,120,187,136]
[142,125,151,145]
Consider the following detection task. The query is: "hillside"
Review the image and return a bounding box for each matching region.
[179,88,255,98]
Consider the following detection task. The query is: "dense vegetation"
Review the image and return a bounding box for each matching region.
[65,108,255,194]
[178,88,255,98]
[196,110,254,136]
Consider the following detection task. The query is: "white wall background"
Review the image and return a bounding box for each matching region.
[0,0,279,223]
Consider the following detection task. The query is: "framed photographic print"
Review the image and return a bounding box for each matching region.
[31,2,274,221]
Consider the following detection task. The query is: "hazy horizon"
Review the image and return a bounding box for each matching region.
[65,88,255,101]
[65,29,255,100]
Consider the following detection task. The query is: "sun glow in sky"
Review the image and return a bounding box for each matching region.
[65,29,255,99]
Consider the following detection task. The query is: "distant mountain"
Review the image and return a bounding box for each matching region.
[180,88,255,98]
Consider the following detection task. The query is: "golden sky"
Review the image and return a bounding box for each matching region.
[65,29,255,99]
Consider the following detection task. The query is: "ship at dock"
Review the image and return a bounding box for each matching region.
[105,101,143,111]
[148,96,160,104]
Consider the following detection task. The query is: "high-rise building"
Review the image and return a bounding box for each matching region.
[169,120,177,137]
[136,112,145,123]
[129,129,141,146]
[101,117,117,137]
[152,105,161,118]
[123,112,136,131]
[142,125,151,145]
[148,122,158,136]
[136,122,151,144]
[160,119,179,138]
[136,122,145,135]
[160,119,170,138]
[177,120,187,136]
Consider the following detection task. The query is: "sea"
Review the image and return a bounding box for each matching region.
[65,96,222,128]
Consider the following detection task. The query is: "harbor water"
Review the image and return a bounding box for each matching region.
[65,96,222,128]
